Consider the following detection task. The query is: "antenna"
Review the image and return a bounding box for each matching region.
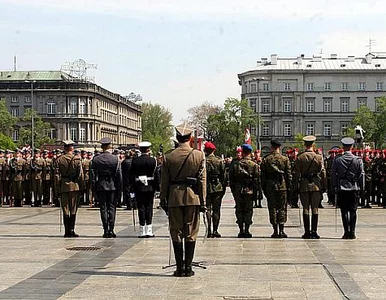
[13,55,17,71]
[367,38,376,53]
[61,59,97,82]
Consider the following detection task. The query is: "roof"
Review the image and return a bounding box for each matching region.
[0,71,74,81]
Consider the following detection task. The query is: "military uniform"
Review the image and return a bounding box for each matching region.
[261,140,292,238]
[81,153,91,206]
[92,138,122,238]
[229,144,258,238]
[23,151,33,206]
[52,151,61,207]
[293,136,326,239]
[30,150,46,207]
[160,123,206,277]
[57,140,84,238]
[331,137,364,239]
[121,151,135,210]
[362,152,373,208]
[2,151,11,205]
[204,142,225,238]
[9,150,26,207]
[376,151,386,207]
[0,150,5,206]
[42,151,53,205]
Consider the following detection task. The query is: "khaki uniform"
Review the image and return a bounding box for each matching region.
[0,156,5,206]
[52,156,61,207]
[2,157,11,205]
[43,157,53,205]
[10,157,26,206]
[23,157,32,205]
[30,157,46,207]
[81,158,91,205]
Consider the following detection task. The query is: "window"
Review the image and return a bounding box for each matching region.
[79,124,86,142]
[79,99,87,114]
[376,82,383,91]
[48,128,57,140]
[306,98,315,112]
[283,99,292,113]
[25,96,31,103]
[12,129,19,141]
[249,98,256,112]
[340,98,349,112]
[341,82,348,91]
[306,123,314,135]
[323,98,332,112]
[11,96,18,103]
[324,82,331,90]
[306,82,314,91]
[70,99,77,114]
[341,122,349,135]
[284,123,292,137]
[250,83,257,93]
[262,124,269,136]
[262,99,270,113]
[263,83,269,91]
[375,98,381,112]
[11,108,19,117]
[358,82,366,91]
[323,123,331,136]
[250,126,256,136]
[70,126,77,141]
[47,101,56,114]
[284,83,291,91]
[358,97,367,107]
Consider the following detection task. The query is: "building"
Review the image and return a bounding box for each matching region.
[0,70,142,148]
[238,53,386,152]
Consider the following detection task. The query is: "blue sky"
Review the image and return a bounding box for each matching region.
[1,0,385,123]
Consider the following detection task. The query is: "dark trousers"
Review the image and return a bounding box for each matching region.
[136,191,154,226]
[43,180,51,205]
[338,191,358,234]
[99,191,117,229]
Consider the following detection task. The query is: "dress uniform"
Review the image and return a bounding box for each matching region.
[42,150,53,205]
[30,149,46,207]
[10,149,26,207]
[91,138,122,238]
[57,140,84,238]
[23,150,33,206]
[204,142,225,238]
[52,150,62,207]
[121,150,135,210]
[160,123,206,277]
[376,150,386,207]
[2,150,11,205]
[331,137,364,239]
[261,140,292,238]
[229,144,259,238]
[81,151,91,206]
[130,141,158,238]
[362,150,373,208]
[0,149,5,206]
[293,136,326,239]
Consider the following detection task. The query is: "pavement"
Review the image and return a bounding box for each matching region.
[1,189,386,300]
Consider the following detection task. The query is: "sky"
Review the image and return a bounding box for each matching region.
[1,0,386,124]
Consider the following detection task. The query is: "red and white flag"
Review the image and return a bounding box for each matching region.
[244,128,251,144]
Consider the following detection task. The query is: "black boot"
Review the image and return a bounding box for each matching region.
[341,210,349,239]
[311,214,320,239]
[244,224,252,238]
[237,223,244,238]
[212,219,221,238]
[63,215,71,238]
[279,224,287,238]
[206,211,212,238]
[302,214,310,239]
[103,224,110,238]
[184,241,196,277]
[109,223,117,238]
[349,210,357,239]
[69,215,79,238]
[172,242,184,277]
[271,224,279,238]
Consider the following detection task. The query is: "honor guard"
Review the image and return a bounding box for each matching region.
[362,150,373,208]
[10,149,26,207]
[81,150,91,206]
[57,140,84,238]
[121,149,136,210]
[331,138,365,239]
[91,137,122,238]
[52,150,62,207]
[42,150,53,205]
[2,150,11,205]
[23,150,33,206]
[204,141,226,238]
[160,123,206,277]
[130,141,159,238]
[261,140,292,238]
[30,149,46,207]
[293,136,327,239]
[0,149,5,206]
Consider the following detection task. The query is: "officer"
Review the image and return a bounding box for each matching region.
[57,140,84,238]
[326,149,337,205]
[362,150,373,208]
[30,149,46,207]
[229,144,259,238]
[331,138,364,239]
[42,150,53,205]
[10,149,26,207]
[261,140,292,238]
[376,150,386,207]
[91,138,122,238]
[252,150,264,208]
[293,136,326,239]
[23,150,33,206]
[130,141,158,238]
[81,150,91,206]
[2,150,11,205]
[52,150,62,207]
[204,141,225,238]
[0,149,5,206]
[121,149,135,210]
[160,122,206,277]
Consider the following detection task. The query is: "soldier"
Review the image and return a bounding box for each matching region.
[81,150,91,206]
[52,150,62,207]
[42,150,53,205]
[160,123,206,277]
[121,149,135,210]
[326,149,336,205]
[331,138,364,239]
[30,149,46,207]
[252,149,263,208]
[376,150,386,208]
[9,149,26,207]
[57,140,84,238]
[23,150,33,206]
[293,136,326,239]
[204,141,225,238]
[372,150,381,205]
[261,140,292,238]
[130,141,158,238]
[91,138,122,238]
[0,149,5,206]
[362,149,373,208]
[2,150,11,205]
[287,148,299,208]
[229,144,259,238]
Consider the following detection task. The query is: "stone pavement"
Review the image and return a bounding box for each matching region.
[1,189,386,300]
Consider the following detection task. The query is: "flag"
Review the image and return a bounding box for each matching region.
[244,128,251,144]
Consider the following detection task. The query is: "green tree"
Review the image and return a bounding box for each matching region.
[0,99,17,135]
[186,101,222,139]
[18,108,53,148]
[291,133,305,152]
[141,102,174,153]
[0,133,16,150]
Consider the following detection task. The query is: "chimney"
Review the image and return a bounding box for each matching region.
[365,53,373,64]
[331,54,337,59]
[261,57,268,65]
[271,54,277,65]
[347,55,355,62]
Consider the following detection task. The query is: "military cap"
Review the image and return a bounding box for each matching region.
[74,149,80,154]
[100,137,112,145]
[34,149,41,153]
[236,146,242,153]
[81,150,86,154]
[303,135,316,142]
[42,150,48,154]
[175,122,193,137]
[63,139,75,146]
[138,141,152,148]
[14,148,21,153]
[242,143,253,152]
[113,148,120,154]
[271,139,282,147]
[87,151,93,155]
[341,137,355,147]
[5,150,9,154]
[204,141,216,150]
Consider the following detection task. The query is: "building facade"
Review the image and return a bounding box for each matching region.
[0,71,142,148]
[238,53,386,152]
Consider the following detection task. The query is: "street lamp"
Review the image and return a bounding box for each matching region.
[252,77,266,151]
[25,80,35,152]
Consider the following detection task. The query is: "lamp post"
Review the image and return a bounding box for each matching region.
[25,80,35,153]
[252,77,266,151]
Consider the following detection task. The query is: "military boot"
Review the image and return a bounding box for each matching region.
[244,224,252,238]
[103,224,110,238]
[341,210,349,239]
[302,214,311,239]
[311,214,320,239]
[172,242,184,277]
[349,211,357,239]
[109,222,116,238]
[184,241,196,277]
[63,215,71,238]
[237,223,244,238]
[279,224,287,238]
[69,215,79,238]
[212,218,221,238]
[271,224,279,238]
[206,211,212,238]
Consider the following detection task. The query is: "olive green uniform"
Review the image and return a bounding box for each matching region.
[43,157,53,205]
[10,157,26,207]
[31,157,46,207]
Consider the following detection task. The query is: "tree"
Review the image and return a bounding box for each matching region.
[141,102,174,154]
[0,133,16,150]
[186,101,222,139]
[0,99,17,135]
[18,108,53,148]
